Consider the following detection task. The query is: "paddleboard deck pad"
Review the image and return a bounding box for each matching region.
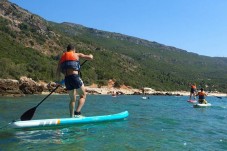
[193,103,211,108]
[11,111,129,129]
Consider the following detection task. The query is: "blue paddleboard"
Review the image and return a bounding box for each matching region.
[11,111,129,129]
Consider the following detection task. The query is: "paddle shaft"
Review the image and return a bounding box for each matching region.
[80,60,87,66]
[36,85,60,108]
[207,92,222,99]
[20,85,60,121]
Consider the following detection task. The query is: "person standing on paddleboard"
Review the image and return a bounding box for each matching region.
[189,83,197,100]
[57,44,93,118]
[196,88,208,104]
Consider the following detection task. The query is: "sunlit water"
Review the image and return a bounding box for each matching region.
[0,95,227,151]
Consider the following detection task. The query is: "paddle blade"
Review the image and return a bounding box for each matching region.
[20,107,37,121]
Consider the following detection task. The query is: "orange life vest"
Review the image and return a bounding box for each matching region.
[198,91,205,99]
[191,85,196,89]
[60,51,80,73]
[60,51,78,63]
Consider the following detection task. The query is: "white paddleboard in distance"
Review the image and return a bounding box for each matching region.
[11,111,129,129]
[142,96,150,100]
[193,103,211,108]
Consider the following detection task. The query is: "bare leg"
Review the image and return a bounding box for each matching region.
[193,93,196,99]
[68,89,76,117]
[75,85,86,113]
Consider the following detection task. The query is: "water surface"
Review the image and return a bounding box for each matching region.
[0,95,227,151]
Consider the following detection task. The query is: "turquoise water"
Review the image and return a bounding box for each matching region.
[0,95,227,151]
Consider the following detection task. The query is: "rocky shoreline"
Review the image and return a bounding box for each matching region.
[0,77,66,97]
[0,77,185,97]
[0,77,226,97]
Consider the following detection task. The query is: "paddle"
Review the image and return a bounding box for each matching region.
[78,60,88,78]
[207,92,222,99]
[80,60,87,66]
[20,85,60,121]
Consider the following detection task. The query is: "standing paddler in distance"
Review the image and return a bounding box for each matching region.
[57,44,93,118]
[189,83,197,100]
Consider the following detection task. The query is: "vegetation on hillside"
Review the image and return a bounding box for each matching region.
[0,1,227,92]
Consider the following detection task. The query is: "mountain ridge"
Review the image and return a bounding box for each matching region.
[1,1,227,92]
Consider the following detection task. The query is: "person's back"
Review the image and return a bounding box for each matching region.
[197,88,207,104]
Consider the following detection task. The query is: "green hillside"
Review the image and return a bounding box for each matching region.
[0,1,227,92]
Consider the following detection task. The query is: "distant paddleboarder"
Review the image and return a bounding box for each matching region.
[196,88,208,104]
[189,83,197,100]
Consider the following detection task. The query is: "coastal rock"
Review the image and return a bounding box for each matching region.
[0,77,67,96]
[0,77,193,96]
[46,81,67,94]
[133,92,142,95]
[19,76,44,94]
[86,89,101,95]
[0,79,24,96]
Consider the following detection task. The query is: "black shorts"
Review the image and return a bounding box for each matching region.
[190,88,196,93]
[65,74,83,90]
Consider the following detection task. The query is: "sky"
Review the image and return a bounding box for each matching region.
[9,0,227,57]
